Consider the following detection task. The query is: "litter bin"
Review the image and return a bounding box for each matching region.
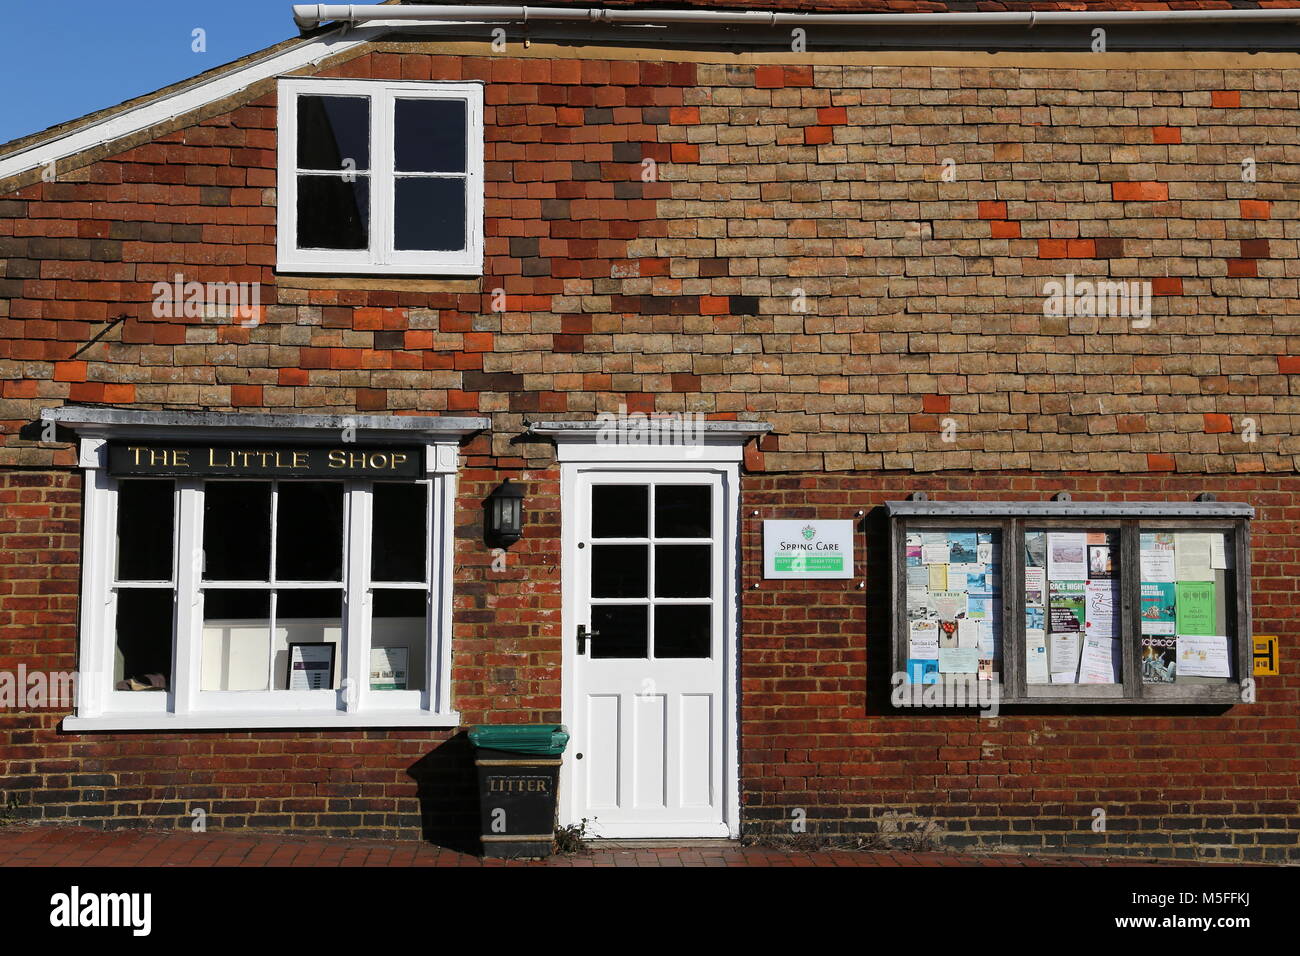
[469,724,569,859]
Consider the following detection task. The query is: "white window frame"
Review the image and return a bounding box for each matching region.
[276,77,485,276]
[61,430,468,732]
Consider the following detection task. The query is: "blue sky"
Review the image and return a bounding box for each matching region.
[0,1,297,145]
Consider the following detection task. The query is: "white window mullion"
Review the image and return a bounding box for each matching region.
[344,480,371,713]
[77,464,114,718]
[171,480,202,715]
[429,474,450,713]
[374,88,395,267]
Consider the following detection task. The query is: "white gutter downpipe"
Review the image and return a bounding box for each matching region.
[292,3,1300,32]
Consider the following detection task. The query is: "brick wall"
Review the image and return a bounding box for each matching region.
[2,44,1297,473]
[2,467,1296,859]
[741,472,1300,862]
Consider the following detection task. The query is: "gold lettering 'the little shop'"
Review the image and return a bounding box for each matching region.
[327,450,409,470]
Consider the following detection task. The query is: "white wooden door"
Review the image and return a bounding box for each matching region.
[563,470,734,838]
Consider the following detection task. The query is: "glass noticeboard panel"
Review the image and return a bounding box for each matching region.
[1140,530,1236,685]
[904,530,1001,684]
[1025,530,1121,686]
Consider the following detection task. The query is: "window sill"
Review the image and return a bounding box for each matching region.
[61,710,461,732]
[275,257,483,278]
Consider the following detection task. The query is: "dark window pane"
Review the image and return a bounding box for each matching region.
[375,589,427,617]
[117,479,174,581]
[373,483,427,582]
[297,95,369,171]
[591,545,648,598]
[372,589,427,692]
[655,485,711,538]
[276,482,344,581]
[591,485,647,538]
[204,482,271,580]
[277,589,342,618]
[297,174,369,250]
[590,604,647,659]
[394,178,465,251]
[394,98,466,173]
[114,589,173,689]
[655,605,710,658]
[205,588,270,619]
[655,545,711,598]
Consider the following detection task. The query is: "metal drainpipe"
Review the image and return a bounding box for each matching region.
[291,3,1300,32]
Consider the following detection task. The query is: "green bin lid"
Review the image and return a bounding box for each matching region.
[468,724,569,756]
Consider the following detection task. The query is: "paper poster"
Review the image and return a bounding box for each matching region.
[1026,631,1049,683]
[369,646,408,691]
[1141,635,1177,683]
[1175,581,1216,636]
[1087,545,1113,580]
[978,620,1001,657]
[1177,635,1231,678]
[908,619,940,659]
[938,618,959,648]
[1025,606,1044,632]
[1084,580,1118,639]
[1024,567,1045,606]
[1050,633,1080,677]
[1078,636,1119,684]
[957,618,982,649]
[977,658,995,681]
[977,541,994,564]
[928,564,948,591]
[930,590,967,620]
[1025,533,1047,569]
[1051,670,1076,684]
[1139,582,1175,634]
[938,647,978,674]
[907,659,940,684]
[906,589,934,620]
[1174,533,1214,581]
[1210,533,1229,570]
[1139,532,1176,583]
[948,532,978,564]
[1049,581,1084,631]
[922,540,950,565]
[906,564,928,589]
[1048,533,1088,580]
[966,596,990,620]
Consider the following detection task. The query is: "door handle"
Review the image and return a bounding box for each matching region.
[577,624,600,654]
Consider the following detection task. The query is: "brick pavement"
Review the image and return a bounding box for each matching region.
[0,826,1200,867]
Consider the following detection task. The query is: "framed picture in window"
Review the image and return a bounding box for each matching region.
[287,642,335,691]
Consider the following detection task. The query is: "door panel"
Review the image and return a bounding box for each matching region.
[567,471,731,837]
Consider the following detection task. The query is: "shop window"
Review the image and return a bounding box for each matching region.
[277,78,484,275]
[86,467,452,727]
[889,501,1253,705]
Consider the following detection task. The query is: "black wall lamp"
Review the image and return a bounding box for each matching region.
[487,478,526,547]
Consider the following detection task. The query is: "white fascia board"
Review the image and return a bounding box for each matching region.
[0,24,384,183]
[42,405,489,442]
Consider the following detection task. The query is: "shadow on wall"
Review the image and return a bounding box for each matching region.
[407,731,480,854]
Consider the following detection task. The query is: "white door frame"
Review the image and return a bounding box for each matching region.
[550,433,751,840]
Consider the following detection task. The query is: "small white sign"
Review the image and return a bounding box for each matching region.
[763,519,855,579]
